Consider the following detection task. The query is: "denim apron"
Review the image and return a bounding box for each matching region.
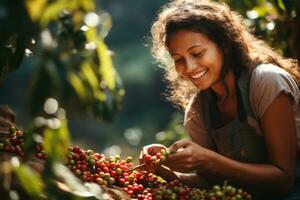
[198,68,300,199]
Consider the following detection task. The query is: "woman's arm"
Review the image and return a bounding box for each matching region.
[139,94,217,187]
[166,92,297,195]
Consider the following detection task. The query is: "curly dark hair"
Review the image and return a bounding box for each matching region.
[151,0,300,109]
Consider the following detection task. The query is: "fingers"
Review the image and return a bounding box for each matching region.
[168,139,191,153]
[144,144,167,155]
[139,144,167,164]
[167,140,193,166]
[139,141,198,173]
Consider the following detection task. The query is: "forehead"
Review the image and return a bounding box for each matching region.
[167,29,212,52]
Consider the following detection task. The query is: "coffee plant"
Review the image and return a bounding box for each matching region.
[0,124,253,200]
[0,0,124,121]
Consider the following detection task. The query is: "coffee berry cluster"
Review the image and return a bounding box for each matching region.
[0,126,253,200]
[0,125,46,159]
[191,184,252,200]
[67,146,165,199]
[142,149,171,167]
[152,179,192,200]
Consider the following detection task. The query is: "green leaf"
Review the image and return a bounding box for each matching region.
[53,163,89,192]
[25,0,47,22]
[14,163,44,199]
[78,0,95,11]
[40,1,69,26]
[68,71,89,102]
[80,61,99,95]
[96,39,116,90]
[53,163,106,199]
[94,91,106,102]
[39,0,94,26]
[85,29,116,90]
[277,0,286,11]
[44,114,70,162]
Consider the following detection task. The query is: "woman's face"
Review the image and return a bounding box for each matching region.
[167,29,224,90]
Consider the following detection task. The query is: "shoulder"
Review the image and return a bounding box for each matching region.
[251,63,294,82]
[249,63,300,119]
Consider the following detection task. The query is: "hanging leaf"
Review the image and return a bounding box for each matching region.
[96,38,116,90]
[53,163,106,199]
[277,0,286,12]
[80,61,99,94]
[40,0,69,27]
[25,0,47,22]
[39,0,95,27]
[94,90,106,102]
[43,112,70,162]
[13,163,45,199]
[78,0,95,11]
[67,71,89,102]
[85,28,116,90]
[53,163,88,192]
[253,4,277,17]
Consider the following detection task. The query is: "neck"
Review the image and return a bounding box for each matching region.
[211,70,236,101]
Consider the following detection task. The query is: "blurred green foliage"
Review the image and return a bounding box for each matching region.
[224,0,300,61]
[0,0,122,199]
[0,0,124,121]
[5,102,107,200]
[154,113,188,147]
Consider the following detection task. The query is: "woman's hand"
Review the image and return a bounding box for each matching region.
[139,143,168,161]
[139,144,168,172]
[166,139,210,173]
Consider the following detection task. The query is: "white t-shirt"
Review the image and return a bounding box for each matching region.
[250,64,300,150]
[184,64,300,151]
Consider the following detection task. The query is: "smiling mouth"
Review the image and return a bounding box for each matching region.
[190,69,208,79]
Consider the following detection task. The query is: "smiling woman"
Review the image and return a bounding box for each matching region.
[167,29,224,92]
[140,0,300,199]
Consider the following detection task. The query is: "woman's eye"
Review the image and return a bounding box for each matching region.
[193,51,203,57]
[174,58,183,64]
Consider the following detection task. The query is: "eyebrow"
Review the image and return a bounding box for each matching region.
[187,45,203,52]
[171,45,203,56]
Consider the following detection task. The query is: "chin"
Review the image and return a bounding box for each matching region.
[192,77,211,91]
[194,83,210,91]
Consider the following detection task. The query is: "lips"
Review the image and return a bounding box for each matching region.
[190,69,208,79]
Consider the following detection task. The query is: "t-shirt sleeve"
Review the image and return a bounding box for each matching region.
[250,64,300,120]
[183,94,216,150]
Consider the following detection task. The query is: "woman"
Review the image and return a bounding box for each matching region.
[141,0,300,199]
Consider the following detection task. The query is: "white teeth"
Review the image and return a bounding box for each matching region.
[191,69,207,79]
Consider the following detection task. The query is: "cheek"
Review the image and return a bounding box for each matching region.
[175,65,184,75]
[207,52,224,73]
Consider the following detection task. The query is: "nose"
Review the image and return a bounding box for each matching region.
[184,57,197,74]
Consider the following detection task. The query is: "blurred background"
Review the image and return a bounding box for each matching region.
[0,0,299,161]
[0,0,177,160]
